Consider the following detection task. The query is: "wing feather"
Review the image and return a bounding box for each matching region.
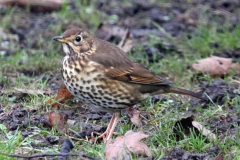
[90,38,172,85]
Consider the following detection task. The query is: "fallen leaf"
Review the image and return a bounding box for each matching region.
[105,131,152,160]
[120,40,133,53]
[192,56,234,77]
[14,87,51,95]
[51,85,74,108]
[192,121,216,140]
[1,0,63,12]
[45,111,68,132]
[126,108,142,126]
[215,153,223,160]
[117,29,133,53]
[174,115,216,141]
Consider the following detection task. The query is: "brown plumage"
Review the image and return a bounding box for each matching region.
[53,27,203,141]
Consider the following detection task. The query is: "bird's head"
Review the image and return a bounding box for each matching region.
[53,27,95,56]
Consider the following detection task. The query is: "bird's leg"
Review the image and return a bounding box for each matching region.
[96,112,120,141]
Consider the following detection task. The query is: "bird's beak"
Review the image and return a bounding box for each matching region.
[53,36,68,43]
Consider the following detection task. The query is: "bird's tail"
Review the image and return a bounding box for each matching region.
[165,86,203,99]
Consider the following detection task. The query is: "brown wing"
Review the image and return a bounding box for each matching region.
[90,38,172,85]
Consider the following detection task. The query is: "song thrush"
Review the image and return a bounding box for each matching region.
[53,27,203,141]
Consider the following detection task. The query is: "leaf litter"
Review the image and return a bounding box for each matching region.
[192,56,240,77]
[105,130,152,160]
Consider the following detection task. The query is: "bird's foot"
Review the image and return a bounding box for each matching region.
[92,112,120,143]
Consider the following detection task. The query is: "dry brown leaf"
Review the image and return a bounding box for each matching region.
[118,29,130,48]
[117,29,133,53]
[45,111,68,132]
[192,121,217,140]
[105,130,152,160]
[51,85,74,108]
[192,56,233,76]
[174,115,216,141]
[126,108,142,126]
[1,0,63,12]
[215,153,223,160]
[120,40,133,53]
[14,87,51,95]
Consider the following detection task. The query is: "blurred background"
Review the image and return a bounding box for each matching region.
[1,0,239,83]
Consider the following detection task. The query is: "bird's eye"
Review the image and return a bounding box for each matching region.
[75,36,81,42]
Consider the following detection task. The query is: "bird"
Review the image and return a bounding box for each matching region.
[53,27,203,141]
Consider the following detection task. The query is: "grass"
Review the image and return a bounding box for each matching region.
[1,0,240,159]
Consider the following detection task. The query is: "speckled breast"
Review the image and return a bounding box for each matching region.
[61,55,140,111]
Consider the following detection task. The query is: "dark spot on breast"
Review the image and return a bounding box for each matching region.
[71,83,74,86]
[113,94,120,98]
[116,102,130,106]
[75,68,80,73]
[69,65,73,69]
[64,70,67,74]
[93,78,98,81]
[118,89,124,92]
[102,100,107,104]
[99,85,106,89]
[99,78,106,81]
[112,91,117,94]
[108,102,113,105]
[104,97,112,101]
[88,93,94,98]
[86,87,90,90]
[98,90,104,95]
[87,80,91,84]
[74,91,77,94]
[70,71,73,75]
[91,68,98,73]
[93,92,98,96]
[80,86,83,89]
[75,83,79,87]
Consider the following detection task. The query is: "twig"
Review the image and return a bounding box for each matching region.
[118,29,130,48]
[0,152,78,159]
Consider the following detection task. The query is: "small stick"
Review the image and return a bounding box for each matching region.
[0,152,78,158]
